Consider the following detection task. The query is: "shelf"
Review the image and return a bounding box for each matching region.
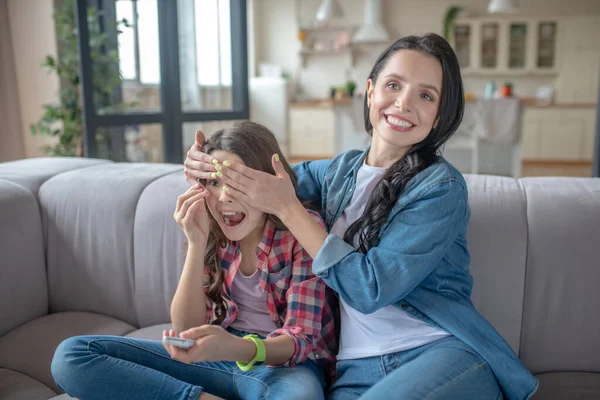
[299,46,354,67]
[298,41,390,68]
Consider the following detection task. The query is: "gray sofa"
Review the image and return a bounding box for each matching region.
[0,157,599,400]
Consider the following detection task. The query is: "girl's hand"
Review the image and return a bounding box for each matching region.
[174,184,211,246]
[164,326,255,364]
[217,154,299,218]
[184,130,217,184]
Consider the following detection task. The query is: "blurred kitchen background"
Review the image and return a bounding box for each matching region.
[2,0,599,177]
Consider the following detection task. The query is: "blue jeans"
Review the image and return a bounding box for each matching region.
[51,327,325,400]
[329,336,502,400]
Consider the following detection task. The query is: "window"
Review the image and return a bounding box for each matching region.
[116,0,232,86]
[76,0,249,163]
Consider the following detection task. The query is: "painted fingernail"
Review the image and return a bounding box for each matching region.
[223,185,230,193]
[210,173,217,179]
[223,161,231,167]
[216,171,223,178]
[212,159,218,165]
[274,154,280,162]
[215,164,222,171]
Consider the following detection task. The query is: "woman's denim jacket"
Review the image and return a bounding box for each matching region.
[292,149,539,400]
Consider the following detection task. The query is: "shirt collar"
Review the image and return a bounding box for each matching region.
[344,146,370,180]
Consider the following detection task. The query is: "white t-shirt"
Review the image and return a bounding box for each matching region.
[330,161,451,360]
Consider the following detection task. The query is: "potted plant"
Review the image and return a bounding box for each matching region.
[346,80,357,97]
[500,81,514,97]
[443,6,463,41]
[30,1,131,157]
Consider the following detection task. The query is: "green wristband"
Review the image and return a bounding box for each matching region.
[236,334,266,371]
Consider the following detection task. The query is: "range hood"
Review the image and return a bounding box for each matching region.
[353,0,390,43]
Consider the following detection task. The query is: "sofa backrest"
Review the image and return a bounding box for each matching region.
[0,179,48,336]
[518,178,600,375]
[464,175,530,355]
[39,162,183,328]
[2,157,599,377]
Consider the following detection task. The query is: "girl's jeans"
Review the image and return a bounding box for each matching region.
[51,327,325,400]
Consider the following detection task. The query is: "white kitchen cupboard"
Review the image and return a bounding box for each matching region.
[521,108,597,161]
[451,17,559,76]
[554,17,600,105]
[288,107,335,159]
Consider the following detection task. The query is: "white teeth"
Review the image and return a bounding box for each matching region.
[387,116,414,128]
[222,212,239,216]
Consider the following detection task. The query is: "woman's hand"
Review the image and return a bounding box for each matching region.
[163,326,255,364]
[216,154,300,218]
[174,184,211,246]
[184,130,217,184]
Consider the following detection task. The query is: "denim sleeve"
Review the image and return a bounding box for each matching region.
[292,159,331,204]
[311,179,468,314]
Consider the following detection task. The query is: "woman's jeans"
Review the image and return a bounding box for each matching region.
[51,328,325,400]
[329,336,502,400]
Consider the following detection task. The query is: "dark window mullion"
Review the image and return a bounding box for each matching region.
[76,0,98,158]
[230,0,249,113]
[181,110,249,122]
[157,0,183,163]
[95,111,164,126]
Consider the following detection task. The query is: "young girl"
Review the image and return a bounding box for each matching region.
[184,34,538,400]
[51,122,337,400]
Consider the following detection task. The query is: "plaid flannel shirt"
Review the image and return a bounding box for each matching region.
[204,210,338,381]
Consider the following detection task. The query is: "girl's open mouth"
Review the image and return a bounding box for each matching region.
[222,211,246,227]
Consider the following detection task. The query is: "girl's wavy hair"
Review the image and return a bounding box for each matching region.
[344,33,464,252]
[200,121,297,324]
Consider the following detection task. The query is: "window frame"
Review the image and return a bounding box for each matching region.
[75,0,249,163]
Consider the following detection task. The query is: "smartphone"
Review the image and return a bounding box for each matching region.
[162,336,196,349]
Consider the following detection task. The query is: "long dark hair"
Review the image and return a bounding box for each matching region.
[344,33,464,253]
[201,121,296,324]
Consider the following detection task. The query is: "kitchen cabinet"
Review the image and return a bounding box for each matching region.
[289,106,335,159]
[451,17,558,75]
[521,108,597,161]
[554,17,600,104]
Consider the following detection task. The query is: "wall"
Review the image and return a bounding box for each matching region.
[7,0,59,158]
[252,0,600,100]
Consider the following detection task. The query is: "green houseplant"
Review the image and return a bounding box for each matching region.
[31,1,129,157]
[443,6,462,42]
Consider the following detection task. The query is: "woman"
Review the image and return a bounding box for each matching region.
[184,34,538,400]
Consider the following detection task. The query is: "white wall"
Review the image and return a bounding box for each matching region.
[7,0,59,158]
[252,0,600,99]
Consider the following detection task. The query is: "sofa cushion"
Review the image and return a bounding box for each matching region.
[133,172,189,327]
[41,163,182,327]
[0,312,135,393]
[0,180,48,337]
[50,395,76,400]
[464,175,528,354]
[0,368,56,400]
[125,323,172,340]
[519,178,600,374]
[0,157,110,195]
[534,372,600,399]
